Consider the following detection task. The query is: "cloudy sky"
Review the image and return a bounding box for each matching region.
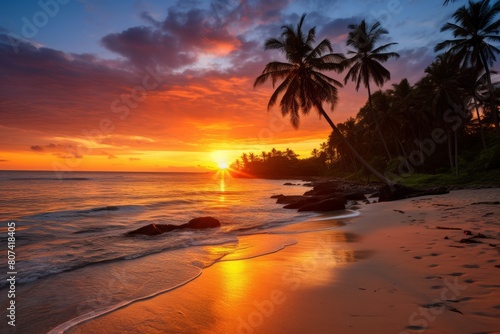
[0,0,483,172]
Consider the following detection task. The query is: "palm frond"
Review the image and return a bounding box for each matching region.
[254,13,346,127]
[371,42,399,55]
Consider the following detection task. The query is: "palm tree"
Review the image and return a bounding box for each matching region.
[247,152,256,163]
[343,20,400,160]
[254,14,389,183]
[464,70,489,149]
[423,53,468,175]
[388,79,422,158]
[241,153,249,167]
[435,0,500,133]
[270,148,279,157]
[260,151,267,161]
[285,148,298,160]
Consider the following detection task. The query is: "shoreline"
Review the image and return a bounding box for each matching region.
[67,188,500,334]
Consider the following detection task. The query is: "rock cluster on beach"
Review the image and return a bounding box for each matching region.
[272,179,455,212]
[127,216,221,236]
[272,179,380,212]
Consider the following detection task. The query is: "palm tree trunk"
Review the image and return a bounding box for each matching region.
[447,131,454,174]
[317,106,389,184]
[398,140,412,172]
[479,50,499,134]
[473,96,487,150]
[454,129,459,176]
[367,83,392,160]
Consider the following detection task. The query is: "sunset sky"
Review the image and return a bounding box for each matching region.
[0,0,486,172]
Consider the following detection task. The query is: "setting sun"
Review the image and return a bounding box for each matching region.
[211,150,236,170]
[218,162,229,170]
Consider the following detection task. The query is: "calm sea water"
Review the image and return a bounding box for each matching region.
[0,171,355,333]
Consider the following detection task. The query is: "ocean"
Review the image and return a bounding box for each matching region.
[0,171,357,333]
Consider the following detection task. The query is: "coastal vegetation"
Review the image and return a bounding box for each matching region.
[232,0,500,187]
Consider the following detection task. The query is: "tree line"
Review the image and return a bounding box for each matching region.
[230,148,328,178]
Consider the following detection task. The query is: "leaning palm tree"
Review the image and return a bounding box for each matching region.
[254,14,389,183]
[435,0,500,133]
[343,20,400,160]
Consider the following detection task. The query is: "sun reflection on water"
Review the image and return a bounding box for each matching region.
[214,168,231,202]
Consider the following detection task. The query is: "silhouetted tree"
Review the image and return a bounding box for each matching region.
[254,14,389,183]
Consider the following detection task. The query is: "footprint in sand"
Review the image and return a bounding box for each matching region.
[406,325,426,331]
[414,256,422,260]
[480,284,500,288]
[431,285,444,290]
[464,279,476,283]
[455,296,473,302]
[463,264,480,268]
[449,272,464,276]
[429,264,439,268]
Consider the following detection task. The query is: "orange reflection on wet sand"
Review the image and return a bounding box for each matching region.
[69,230,368,334]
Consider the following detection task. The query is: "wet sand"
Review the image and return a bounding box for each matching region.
[68,188,500,334]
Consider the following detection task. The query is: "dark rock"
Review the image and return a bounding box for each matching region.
[283,196,325,209]
[185,216,221,229]
[304,188,344,197]
[378,184,416,202]
[91,206,120,212]
[298,198,345,212]
[270,194,284,199]
[276,195,306,204]
[344,192,367,201]
[283,182,296,186]
[311,181,340,191]
[127,223,176,236]
[302,181,341,196]
[378,184,449,202]
[127,216,220,236]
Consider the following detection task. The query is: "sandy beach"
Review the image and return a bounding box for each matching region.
[66,188,500,334]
